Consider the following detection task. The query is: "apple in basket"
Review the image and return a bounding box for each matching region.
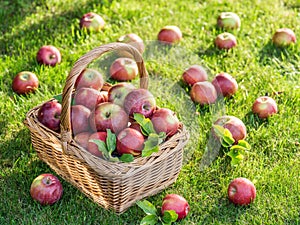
[161,194,190,221]
[109,57,139,81]
[182,65,208,86]
[12,71,39,95]
[124,88,156,118]
[80,12,105,32]
[74,131,92,149]
[190,81,218,105]
[117,33,145,54]
[108,82,136,107]
[157,25,182,44]
[74,87,106,110]
[89,102,129,134]
[71,105,91,135]
[36,45,61,66]
[87,131,107,157]
[30,173,63,205]
[151,108,180,137]
[212,72,238,98]
[37,100,62,132]
[116,128,145,156]
[75,68,104,91]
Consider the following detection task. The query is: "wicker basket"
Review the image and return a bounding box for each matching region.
[24,42,190,214]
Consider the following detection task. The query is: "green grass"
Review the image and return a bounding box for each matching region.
[1,0,299,224]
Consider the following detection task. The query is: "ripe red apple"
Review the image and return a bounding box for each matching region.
[108,82,135,107]
[252,96,278,119]
[71,105,91,135]
[129,121,144,135]
[30,173,63,205]
[157,25,182,44]
[182,65,208,86]
[109,58,139,81]
[74,87,106,110]
[117,33,145,54]
[228,177,256,206]
[89,102,129,134]
[80,12,105,32]
[215,32,237,50]
[190,81,217,105]
[272,28,296,47]
[87,131,107,157]
[37,100,62,131]
[75,68,104,91]
[161,194,190,221]
[74,131,91,149]
[213,115,247,143]
[116,128,145,156]
[151,108,180,137]
[124,88,156,118]
[12,71,39,95]
[36,45,61,66]
[212,72,238,97]
[217,12,241,30]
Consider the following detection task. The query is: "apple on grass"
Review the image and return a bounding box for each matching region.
[30,173,63,205]
[161,194,190,221]
[212,72,238,97]
[75,68,104,91]
[87,131,107,157]
[116,128,145,156]
[37,100,62,132]
[36,45,61,66]
[215,32,237,50]
[89,102,129,134]
[252,96,278,119]
[272,28,296,47]
[228,177,256,206]
[109,58,139,81]
[71,105,91,135]
[80,12,105,32]
[74,87,106,110]
[190,81,217,105]
[217,12,241,30]
[124,88,156,118]
[117,33,145,54]
[182,65,208,86]
[108,82,135,107]
[12,71,39,95]
[157,25,182,45]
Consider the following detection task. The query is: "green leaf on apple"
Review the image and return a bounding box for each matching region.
[237,139,251,150]
[227,145,245,166]
[161,210,178,224]
[136,200,158,216]
[119,153,134,163]
[140,214,159,225]
[89,139,109,157]
[133,113,156,136]
[106,129,116,153]
[142,133,161,157]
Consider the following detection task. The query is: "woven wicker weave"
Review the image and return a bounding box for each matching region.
[24,42,190,214]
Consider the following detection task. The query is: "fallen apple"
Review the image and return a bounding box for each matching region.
[161,194,190,221]
[116,128,145,156]
[212,72,238,97]
[252,96,278,119]
[228,177,256,206]
[108,82,136,107]
[272,28,296,47]
[30,173,63,205]
[12,71,39,95]
[190,81,217,105]
[87,131,107,157]
[36,45,61,66]
[217,12,241,30]
[109,57,139,81]
[80,12,105,32]
[157,25,182,44]
[75,68,104,91]
[182,65,208,86]
[37,100,62,132]
[71,105,91,135]
[215,32,237,50]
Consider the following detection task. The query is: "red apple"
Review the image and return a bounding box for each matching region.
[89,102,129,134]
[182,65,208,86]
[37,100,62,131]
[74,131,91,149]
[36,45,61,66]
[129,121,144,135]
[117,33,145,54]
[190,81,217,105]
[116,128,145,156]
[75,68,104,91]
[228,177,256,206]
[252,96,278,119]
[80,12,105,32]
[124,88,156,118]
[109,58,139,81]
[108,82,136,107]
[272,28,296,47]
[151,108,180,137]
[74,87,106,110]
[213,115,247,143]
[30,173,63,205]
[87,131,107,157]
[12,71,39,95]
[217,12,241,30]
[161,194,190,221]
[157,25,182,44]
[212,72,238,97]
[215,32,237,50]
[71,105,91,135]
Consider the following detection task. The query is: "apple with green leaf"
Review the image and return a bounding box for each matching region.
[161,194,190,221]
[116,128,145,156]
[87,131,107,157]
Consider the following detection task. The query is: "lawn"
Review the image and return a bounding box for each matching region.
[0,0,299,224]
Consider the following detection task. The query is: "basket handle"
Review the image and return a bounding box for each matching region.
[60,42,149,154]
